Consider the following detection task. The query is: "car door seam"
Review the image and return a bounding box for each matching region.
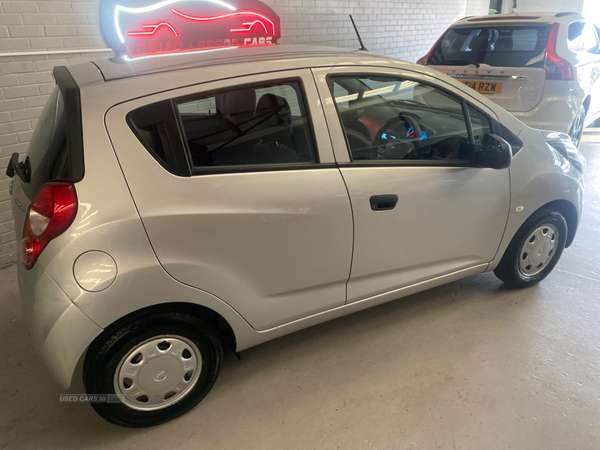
[309,67,356,304]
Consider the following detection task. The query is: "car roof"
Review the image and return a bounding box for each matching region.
[63,44,466,108]
[452,11,584,27]
[80,45,363,84]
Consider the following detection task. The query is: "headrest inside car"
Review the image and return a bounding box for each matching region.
[255,93,292,126]
[217,89,256,122]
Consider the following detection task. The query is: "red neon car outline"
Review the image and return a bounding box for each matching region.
[127,22,179,38]
[230,19,268,34]
[170,9,276,36]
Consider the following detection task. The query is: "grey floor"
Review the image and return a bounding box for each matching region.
[1,130,600,450]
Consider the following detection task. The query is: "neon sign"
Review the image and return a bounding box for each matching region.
[99,0,281,58]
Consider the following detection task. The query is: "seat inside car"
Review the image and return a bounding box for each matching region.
[218,88,256,129]
[251,93,301,163]
[210,92,301,165]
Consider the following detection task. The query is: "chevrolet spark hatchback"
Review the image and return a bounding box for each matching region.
[6,45,584,427]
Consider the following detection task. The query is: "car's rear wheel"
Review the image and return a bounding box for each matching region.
[494,209,567,288]
[569,106,586,148]
[84,311,223,428]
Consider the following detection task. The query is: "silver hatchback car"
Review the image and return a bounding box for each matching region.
[6,45,584,427]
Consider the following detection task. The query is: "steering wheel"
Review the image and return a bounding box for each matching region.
[376,114,422,150]
[370,114,425,160]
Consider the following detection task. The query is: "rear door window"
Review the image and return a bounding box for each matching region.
[429,25,552,67]
[175,80,317,168]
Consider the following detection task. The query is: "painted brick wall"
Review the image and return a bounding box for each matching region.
[0,0,489,267]
[507,0,584,14]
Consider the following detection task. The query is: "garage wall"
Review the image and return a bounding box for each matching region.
[0,0,489,267]
[504,0,584,13]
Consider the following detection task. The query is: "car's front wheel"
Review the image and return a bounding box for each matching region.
[84,311,223,427]
[494,208,567,288]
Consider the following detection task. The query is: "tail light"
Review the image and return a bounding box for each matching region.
[416,27,450,66]
[21,182,77,270]
[545,23,574,81]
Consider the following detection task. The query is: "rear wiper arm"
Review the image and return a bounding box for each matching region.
[5,152,31,183]
[438,59,481,68]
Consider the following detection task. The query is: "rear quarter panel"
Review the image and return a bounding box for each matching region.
[39,82,258,353]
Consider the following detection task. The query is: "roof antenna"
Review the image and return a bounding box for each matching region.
[349,15,368,51]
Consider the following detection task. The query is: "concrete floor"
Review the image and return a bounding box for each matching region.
[1,131,600,450]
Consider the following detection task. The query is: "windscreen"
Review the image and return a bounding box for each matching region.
[429,25,552,67]
[23,86,69,199]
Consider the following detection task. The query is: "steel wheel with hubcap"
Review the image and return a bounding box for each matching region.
[494,209,567,288]
[114,336,202,411]
[518,224,558,277]
[84,310,223,428]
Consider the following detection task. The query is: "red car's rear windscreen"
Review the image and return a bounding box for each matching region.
[429,25,552,67]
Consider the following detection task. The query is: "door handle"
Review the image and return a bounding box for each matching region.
[370,194,399,211]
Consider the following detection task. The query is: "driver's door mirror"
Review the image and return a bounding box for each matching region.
[481,134,512,169]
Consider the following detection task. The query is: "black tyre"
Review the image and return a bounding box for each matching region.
[494,209,567,288]
[84,311,223,428]
[569,106,586,148]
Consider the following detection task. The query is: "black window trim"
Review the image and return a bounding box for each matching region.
[126,76,330,177]
[173,76,324,176]
[53,66,85,182]
[126,99,191,177]
[325,72,498,168]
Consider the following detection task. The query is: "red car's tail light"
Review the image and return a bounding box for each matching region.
[418,27,451,66]
[545,23,574,81]
[22,182,78,270]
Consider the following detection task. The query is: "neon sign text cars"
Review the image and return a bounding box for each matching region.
[100,0,281,58]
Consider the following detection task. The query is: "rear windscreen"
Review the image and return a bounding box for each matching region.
[429,25,552,67]
[23,86,69,199]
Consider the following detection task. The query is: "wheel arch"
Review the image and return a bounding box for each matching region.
[85,302,238,365]
[532,199,578,248]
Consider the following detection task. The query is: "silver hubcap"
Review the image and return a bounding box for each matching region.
[519,224,558,277]
[114,336,201,411]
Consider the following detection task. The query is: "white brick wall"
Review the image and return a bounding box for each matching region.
[506,0,584,14]
[0,0,489,267]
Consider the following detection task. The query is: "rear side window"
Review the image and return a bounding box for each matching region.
[129,100,179,167]
[568,21,600,53]
[429,25,552,67]
[24,86,69,198]
[176,80,316,168]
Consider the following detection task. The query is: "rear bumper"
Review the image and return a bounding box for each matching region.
[19,265,102,389]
